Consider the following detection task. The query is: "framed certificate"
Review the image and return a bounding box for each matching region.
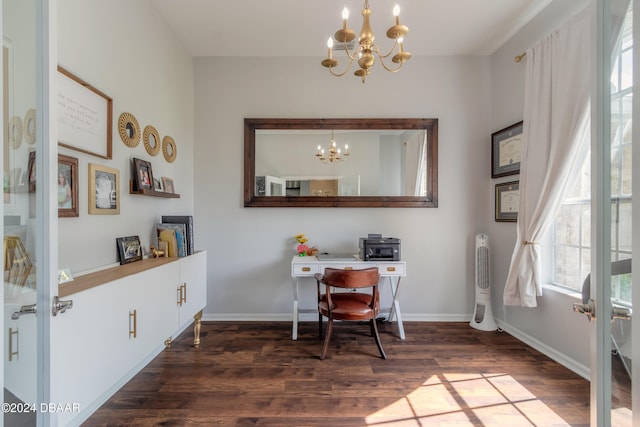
[491,121,523,178]
[495,181,519,222]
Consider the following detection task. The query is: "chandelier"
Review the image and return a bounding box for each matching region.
[321,0,410,83]
[315,131,350,163]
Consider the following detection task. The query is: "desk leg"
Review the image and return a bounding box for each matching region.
[387,277,405,340]
[292,277,299,340]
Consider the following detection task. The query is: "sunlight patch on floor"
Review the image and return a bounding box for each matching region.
[365,373,571,426]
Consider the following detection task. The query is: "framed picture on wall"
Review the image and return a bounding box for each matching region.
[491,121,523,178]
[495,181,519,222]
[133,158,154,190]
[58,154,79,217]
[89,163,119,215]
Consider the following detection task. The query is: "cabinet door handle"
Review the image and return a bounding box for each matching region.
[182,283,187,304]
[129,309,137,338]
[177,286,183,306]
[8,328,18,361]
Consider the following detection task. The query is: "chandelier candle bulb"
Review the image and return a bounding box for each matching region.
[342,7,349,28]
[393,5,400,25]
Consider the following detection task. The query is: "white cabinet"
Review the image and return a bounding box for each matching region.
[176,251,207,331]
[53,252,207,426]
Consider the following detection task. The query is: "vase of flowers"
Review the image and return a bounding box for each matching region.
[295,234,309,256]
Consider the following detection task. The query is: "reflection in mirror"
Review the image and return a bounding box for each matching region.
[126,122,135,139]
[244,118,438,208]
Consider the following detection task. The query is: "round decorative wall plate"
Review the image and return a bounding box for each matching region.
[118,112,140,148]
[9,116,23,149]
[162,136,177,163]
[143,125,161,156]
[23,108,36,145]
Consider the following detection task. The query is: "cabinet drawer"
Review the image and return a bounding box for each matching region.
[377,263,406,276]
[292,263,319,276]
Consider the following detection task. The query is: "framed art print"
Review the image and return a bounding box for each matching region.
[491,121,523,178]
[58,154,79,217]
[495,181,519,222]
[133,158,154,190]
[116,235,142,265]
[89,163,119,214]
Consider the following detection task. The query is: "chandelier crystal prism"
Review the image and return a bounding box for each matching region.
[315,130,350,163]
[321,0,410,83]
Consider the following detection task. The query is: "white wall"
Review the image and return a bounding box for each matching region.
[194,55,492,321]
[57,0,195,273]
[489,0,591,375]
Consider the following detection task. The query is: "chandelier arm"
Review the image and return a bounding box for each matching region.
[327,56,356,77]
[376,55,405,73]
[372,39,400,59]
[340,44,361,61]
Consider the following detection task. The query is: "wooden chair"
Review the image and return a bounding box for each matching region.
[315,267,386,360]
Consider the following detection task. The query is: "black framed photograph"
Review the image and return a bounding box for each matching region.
[495,181,519,222]
[491,121,523,178]
[133,158,154,190]
[116,235,143,265]
[58,154,79,217]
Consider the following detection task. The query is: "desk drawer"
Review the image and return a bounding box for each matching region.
[292,263,319,276]
[377,262,406,276]
[320,263,368,272]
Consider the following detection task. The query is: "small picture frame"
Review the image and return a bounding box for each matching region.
[495,181,519,222]
[161,177,174,193]
[58,154,79,217]
[27,151,36,193]
[153,177,163,192]
[89,163,119,215]
[133,158,154,190]
[491,121,523,178]
[116,235,143,265]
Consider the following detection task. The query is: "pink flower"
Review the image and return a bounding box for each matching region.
[297,244,309,256]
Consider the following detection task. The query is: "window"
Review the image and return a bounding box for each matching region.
[552,6,633,305]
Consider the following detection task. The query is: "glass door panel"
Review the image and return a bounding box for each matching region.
[3,0,40,425]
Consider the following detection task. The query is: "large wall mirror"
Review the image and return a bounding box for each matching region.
[244,118,438,207]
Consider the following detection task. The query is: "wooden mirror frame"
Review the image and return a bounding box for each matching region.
[244,118,438,208]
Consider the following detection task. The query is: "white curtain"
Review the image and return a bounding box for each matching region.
[503,7,591,307]
[404,131,426,196]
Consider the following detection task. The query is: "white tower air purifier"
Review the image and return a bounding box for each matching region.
[470,233,497,331]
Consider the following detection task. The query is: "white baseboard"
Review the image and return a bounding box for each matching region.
[496,319,590,380]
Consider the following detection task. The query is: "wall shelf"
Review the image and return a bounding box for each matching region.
[129,180,180,198]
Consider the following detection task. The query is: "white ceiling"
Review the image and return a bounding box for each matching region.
[150,0,553,57]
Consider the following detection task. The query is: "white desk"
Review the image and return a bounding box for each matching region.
[290,255,407,340]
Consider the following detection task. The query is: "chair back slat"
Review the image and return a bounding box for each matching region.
[320,267,379,289]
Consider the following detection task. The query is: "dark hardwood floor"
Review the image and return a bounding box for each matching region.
[84,321,593,426]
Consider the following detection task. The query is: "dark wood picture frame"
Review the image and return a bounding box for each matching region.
[133,158,154,190]
[495,180,519,222]
[491,121,523,178]
[116,235,142,265]
[58,154,79,217]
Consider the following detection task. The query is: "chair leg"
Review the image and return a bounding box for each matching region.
[320,318,334,360]
[370,318,387,359]
[318,312,323,338]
